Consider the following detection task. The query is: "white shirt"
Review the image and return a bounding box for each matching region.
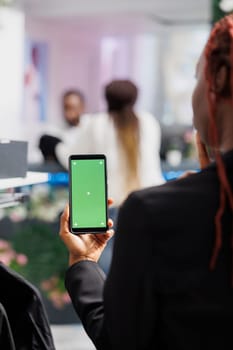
[56,112,164,205]
[41,122,79,144]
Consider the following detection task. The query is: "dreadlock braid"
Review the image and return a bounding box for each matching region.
[205,15,233,270]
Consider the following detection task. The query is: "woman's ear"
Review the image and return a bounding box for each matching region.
[213,64,230,96]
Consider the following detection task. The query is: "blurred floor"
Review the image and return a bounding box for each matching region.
[51,325,95,350]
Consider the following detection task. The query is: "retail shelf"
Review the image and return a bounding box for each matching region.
[0,172,48,190]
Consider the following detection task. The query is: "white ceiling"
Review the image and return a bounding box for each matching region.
[16,0,211,23]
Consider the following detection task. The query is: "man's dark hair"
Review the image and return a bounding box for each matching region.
[63,90,85,103]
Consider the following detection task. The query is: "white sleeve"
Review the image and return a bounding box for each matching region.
[139,113,165,187]
[55,142,70,169]
[55,116,93,170]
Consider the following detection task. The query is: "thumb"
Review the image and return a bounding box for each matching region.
[94,229,114,245]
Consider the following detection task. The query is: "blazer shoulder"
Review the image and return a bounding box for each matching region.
[131,167,218,207]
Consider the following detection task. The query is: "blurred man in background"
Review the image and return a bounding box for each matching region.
[62,90,85,128]
[39,89,86,163]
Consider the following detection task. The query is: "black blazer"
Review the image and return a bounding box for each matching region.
[65,150,233,350]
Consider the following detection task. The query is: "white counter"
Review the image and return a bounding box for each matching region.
[0,172,48,190]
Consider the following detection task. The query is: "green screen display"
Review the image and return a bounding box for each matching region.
[71,158,107,229]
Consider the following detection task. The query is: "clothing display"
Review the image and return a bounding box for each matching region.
[0,263,55,350]
[0,303,15,350]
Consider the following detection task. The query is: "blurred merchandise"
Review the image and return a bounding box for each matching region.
[166,150,182,167]
[161,125,197,163]
[0,140,28,178]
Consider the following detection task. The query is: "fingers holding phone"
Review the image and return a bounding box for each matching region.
[60,154,114,267]
[60,204,114,267]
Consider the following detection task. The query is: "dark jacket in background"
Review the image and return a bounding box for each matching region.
[0,303,15,350]
[65,150,233,350]
[0,263,56,350]
[39,134,61,163]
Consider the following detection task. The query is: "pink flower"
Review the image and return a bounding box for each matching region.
[41,279,53,291]
[41,276,70,308]
[0,240,10,251]
[62,292,71,304]
[49,276,59,287]
[0,251,15,266]
[16,254,28,266]
[41,276,58,291]
[49,291,64,309]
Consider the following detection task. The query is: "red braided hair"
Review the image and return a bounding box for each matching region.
[204,15,233,271]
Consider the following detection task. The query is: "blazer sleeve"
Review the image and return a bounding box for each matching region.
[65,261,111,349]
[65,191,158,350]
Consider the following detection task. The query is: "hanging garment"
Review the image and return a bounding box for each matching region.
[0,263,56,350]
[0,303,16,350]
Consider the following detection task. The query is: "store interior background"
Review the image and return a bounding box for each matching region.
[0,0,229,348]
[0,0,211,164]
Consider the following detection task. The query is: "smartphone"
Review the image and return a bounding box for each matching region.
[69,154,108,234]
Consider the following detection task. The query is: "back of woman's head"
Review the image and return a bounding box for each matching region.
[205,15,233,99]
[204,14,233,272]
[105,80,138,112]
[105,80,140,195]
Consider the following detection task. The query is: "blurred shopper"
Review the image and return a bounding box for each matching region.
[39,90,85,162]
[57,80,164,272]
[60,15,233,350]
[56,80,164,205]
[62,89,85,128]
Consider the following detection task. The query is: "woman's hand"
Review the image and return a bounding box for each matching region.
[59,199,114,267]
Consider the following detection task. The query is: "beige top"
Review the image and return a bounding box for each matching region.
[56,111,164,206]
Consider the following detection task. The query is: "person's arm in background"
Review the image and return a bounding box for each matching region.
[55,115,93,169]
[61,193,158,350]
[140,112,165,187]
[39,135,62,162]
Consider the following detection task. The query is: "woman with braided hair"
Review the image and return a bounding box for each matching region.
[60,15,233,350]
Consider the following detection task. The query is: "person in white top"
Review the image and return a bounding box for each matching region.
[56,80,164,206]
